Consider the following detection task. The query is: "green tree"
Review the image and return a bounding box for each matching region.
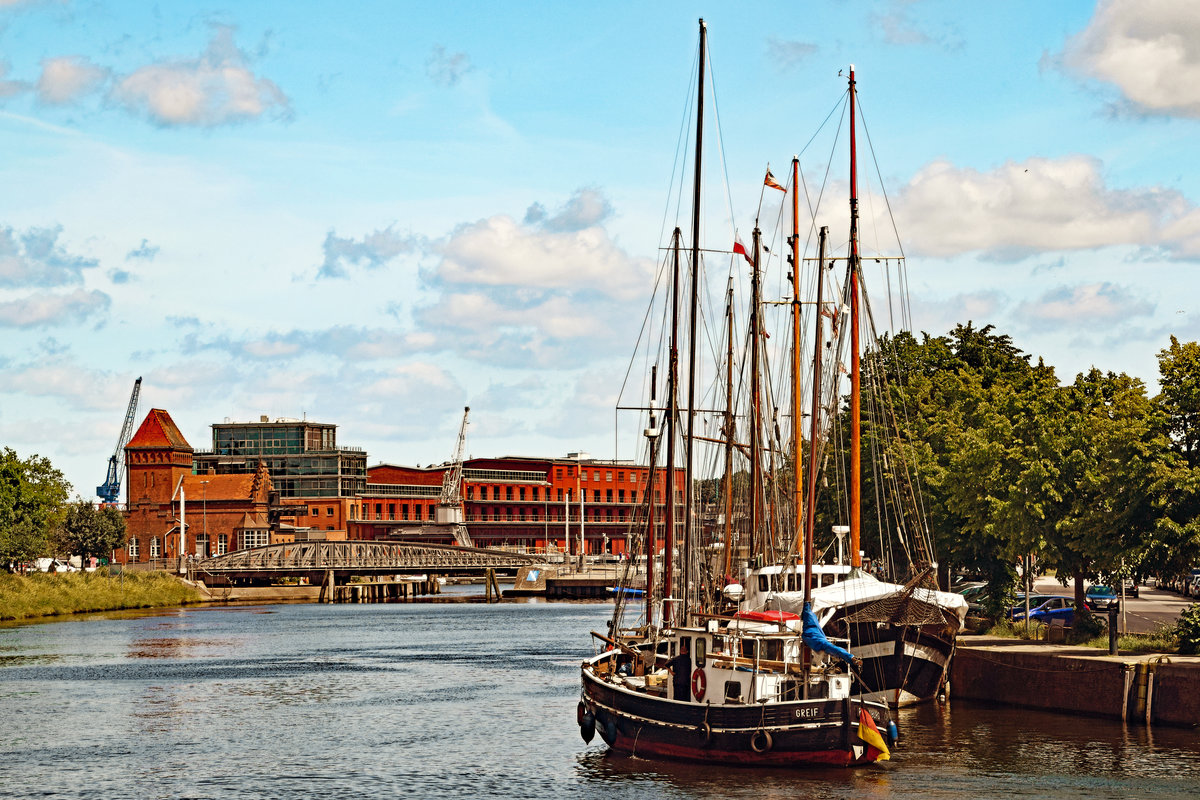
[57,500,127,564]
[0,448,71,568]
[1149,337,1200,577]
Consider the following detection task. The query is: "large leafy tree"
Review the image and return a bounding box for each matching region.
[0,448,71,567]
[1149,337,1200,577]
[57,500,127,564]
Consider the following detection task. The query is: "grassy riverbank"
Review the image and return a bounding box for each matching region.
[0,571,201,621]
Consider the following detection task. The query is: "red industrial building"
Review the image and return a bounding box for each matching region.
[353,455,686,555]
[117,408,684,562]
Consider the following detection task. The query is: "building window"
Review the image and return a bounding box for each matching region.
[375,503,382,520]
[519,487,526,501]
[492,487,500,500]
[606,471,613,482]
[242,529,268,549]
[557,488,563,502]
[631,491,638,504]
[519,508,526,521]
[532,487,539,501]
[618,471,624,482]
[217,534,228,555]
[127,537,139,559]
[327,507,334,516]
[467,486,474,500]
[566,466,573,477]
[506,508,514,521]
[506,487,513,501]
[402,504,409,520]
[556,468,564,479]
[606,490,613,502]
[414,505,422,521]
[606,509,613,521]
[619,490,625,503]
[593,490,600,503]
[150,537,160,558]
[195,534,208,558]
[593,470,600,481]
[388,503,395,520]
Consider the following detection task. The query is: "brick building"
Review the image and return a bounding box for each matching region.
[119,409,278,565]
[353,454,686,554]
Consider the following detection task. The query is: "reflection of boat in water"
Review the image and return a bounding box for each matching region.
[577,20,894,767]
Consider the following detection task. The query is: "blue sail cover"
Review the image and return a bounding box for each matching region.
[801,602,855,664]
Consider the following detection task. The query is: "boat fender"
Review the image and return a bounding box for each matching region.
[887,720,899,746]
[577,701,595,744]
[691,668,707,701]
[750,729,773,754]
[697,721,712,745]
[602,716,617,744]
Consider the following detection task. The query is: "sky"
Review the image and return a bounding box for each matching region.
[3,0,1200,500]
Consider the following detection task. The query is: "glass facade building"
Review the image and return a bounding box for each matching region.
[194,417,366,498]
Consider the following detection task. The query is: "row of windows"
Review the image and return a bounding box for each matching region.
[128,533,232,559]
[461,486,679,504]
[552,467,645,484]
[465,508,633,523]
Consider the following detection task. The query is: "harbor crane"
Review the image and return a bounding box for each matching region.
[96,377,142,504]
[435,406,472,547]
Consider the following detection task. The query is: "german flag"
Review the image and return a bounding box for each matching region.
[857,708,890,761]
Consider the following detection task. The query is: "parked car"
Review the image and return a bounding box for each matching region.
[1085,585,1119,610]
[1011,596,1075,626]
[1119,577,1139,599]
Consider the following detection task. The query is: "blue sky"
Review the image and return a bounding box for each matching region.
[3,0,1200,499]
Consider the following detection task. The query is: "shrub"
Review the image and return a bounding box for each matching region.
[1069,608,1105,644]
[1178,603,1200,655]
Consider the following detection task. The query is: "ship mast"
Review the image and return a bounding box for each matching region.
[722,277,735,582]
[848,65,862,570]
[682,17,706,623]
[663,228,682,622]
[804,226,829,598]
[789,157,804,570]
[749,226,763,560]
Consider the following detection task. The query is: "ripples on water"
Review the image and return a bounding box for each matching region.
[1,601,1198,799]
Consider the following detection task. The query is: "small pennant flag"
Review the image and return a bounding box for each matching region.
[733,238,752,265]
[764,168,786,193]
[857,708,891,761]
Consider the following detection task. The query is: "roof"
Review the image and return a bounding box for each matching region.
[126,409,192,451]
[180,473,262,501]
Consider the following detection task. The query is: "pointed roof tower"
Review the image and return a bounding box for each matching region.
[126,408,192,451]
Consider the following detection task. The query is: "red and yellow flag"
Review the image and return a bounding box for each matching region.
[857,708,890,761]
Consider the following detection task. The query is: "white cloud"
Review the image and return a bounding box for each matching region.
[110,25,290,127]
[523,188,612,232]
[36,56,109,105]
[766,38,817,71]
[434,212,653,301]
[895,156,1188,260]
[1060,0,1200,117]
[0,224,99,287]
[1016,282,1154,331]
[318,226,420,279]
[426,45,471,87]
[0,289,110,327]
[0,60,29,99]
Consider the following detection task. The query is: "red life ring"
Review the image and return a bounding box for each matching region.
[691,667,707,700]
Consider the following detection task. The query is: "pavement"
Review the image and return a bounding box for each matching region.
[1027,576,1194,635]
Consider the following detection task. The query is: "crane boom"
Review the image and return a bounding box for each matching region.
[97,377,142,504]
[435,406,472,546]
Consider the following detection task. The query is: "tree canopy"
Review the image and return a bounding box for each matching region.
[0,448,72,567]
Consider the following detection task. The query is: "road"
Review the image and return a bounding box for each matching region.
[1029,576,1194,634]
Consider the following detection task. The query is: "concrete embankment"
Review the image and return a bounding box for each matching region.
[951,636,1200,728]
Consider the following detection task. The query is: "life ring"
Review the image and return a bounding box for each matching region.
[691,667,707,700]
[750,729,773,754]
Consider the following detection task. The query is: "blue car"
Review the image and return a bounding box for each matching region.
[1011,596,1075,625]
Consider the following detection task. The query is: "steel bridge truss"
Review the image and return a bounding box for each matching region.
[194,540,547,577]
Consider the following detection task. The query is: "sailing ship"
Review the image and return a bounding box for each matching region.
[577,21,895,767]
[729,65,968,706]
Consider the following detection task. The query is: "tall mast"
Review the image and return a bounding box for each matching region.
[804,226,828,605]
[749,226,763,559]
[789,157,804,562]
[644,366,660,626]
[663,228,682,622]
[722,277,735,581]
[683,18,706,621]
[848,65,862,570]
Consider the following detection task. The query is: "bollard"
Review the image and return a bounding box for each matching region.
[1108,602,1119,655]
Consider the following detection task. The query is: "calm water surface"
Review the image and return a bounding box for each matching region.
[2,600,1198,799]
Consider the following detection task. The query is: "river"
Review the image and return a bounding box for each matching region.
[2,599,1198,799]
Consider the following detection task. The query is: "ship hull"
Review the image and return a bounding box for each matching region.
[580,662,891,766]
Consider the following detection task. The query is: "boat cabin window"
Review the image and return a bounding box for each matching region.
[724,681,742,703]
[758,575,769,592]
[711,635,725,654]
[763,639,783,662]
[781,679,802,701]
[694,637,706,665]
